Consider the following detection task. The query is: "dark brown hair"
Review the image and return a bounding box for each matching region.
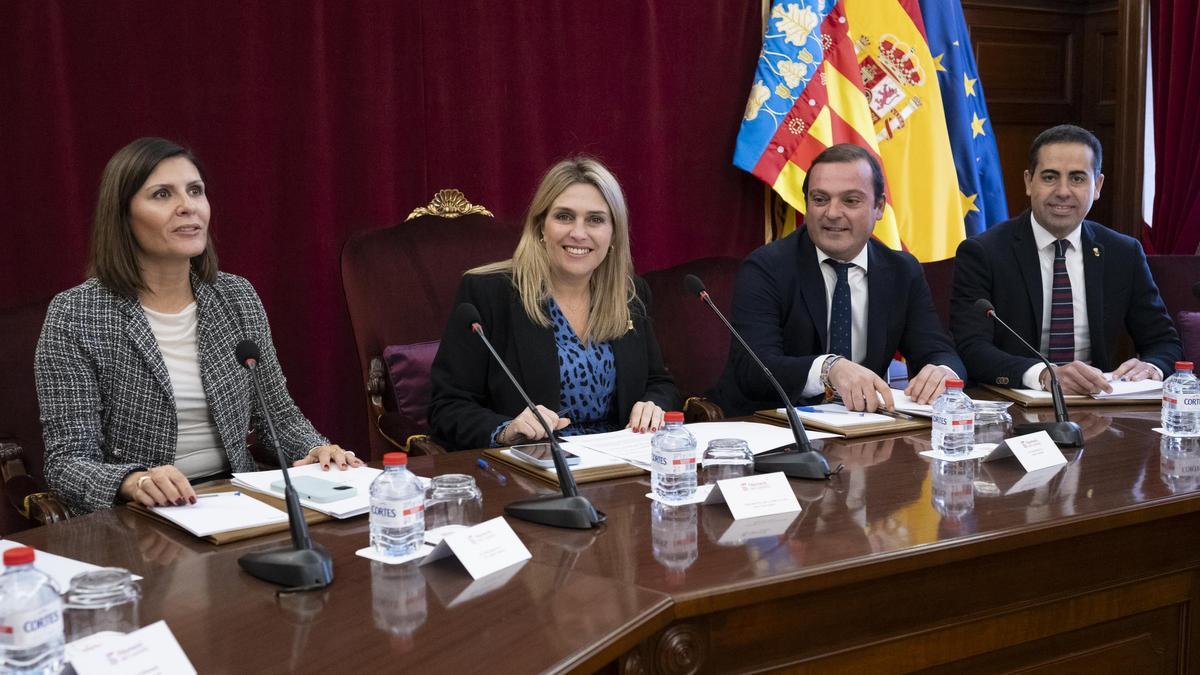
[801,143,886,205]
[88,137,217,298]
[1027,124,1103,177]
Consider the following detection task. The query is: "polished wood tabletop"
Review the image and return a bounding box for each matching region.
[11,402,1200,673]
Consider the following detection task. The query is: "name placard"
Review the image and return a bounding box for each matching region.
[983,431,1068,472]
[420,516,531,579]
[68,620,195,675]
[704,472,801,520]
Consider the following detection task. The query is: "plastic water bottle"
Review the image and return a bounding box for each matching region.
[650,411,698,502]
[0,547,65,675]
[370,453,426,557]
[1161,361,1200,436]
[931,379,975,457]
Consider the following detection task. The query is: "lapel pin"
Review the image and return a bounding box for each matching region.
[1092,247,1100,257]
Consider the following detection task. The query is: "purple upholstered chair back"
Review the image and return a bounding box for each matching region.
[643,256,741,399]
[340,190,518,459]
[1147,255,1200,363]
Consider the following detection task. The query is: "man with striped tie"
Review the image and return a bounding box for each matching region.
[950,125,1181,395]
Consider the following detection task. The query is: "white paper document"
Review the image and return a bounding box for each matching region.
[1002,373,1162,402]
[231,463,424,519]
[570,422,836,469]
[68,620,195,675]
[889,390,935,417]
[779,404,895,428]
[148,492,288,537]
[420,516,531,579]
[0,540,142,592]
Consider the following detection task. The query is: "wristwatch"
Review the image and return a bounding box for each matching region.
[820,355,843,402]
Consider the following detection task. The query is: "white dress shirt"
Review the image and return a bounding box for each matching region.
[1022,216,1090,389]
[142,303,231,480]
[801,245,870,397]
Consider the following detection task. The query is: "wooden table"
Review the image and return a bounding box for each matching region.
[12,404,1200,673]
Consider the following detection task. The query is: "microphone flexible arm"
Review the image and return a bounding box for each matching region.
[696,291,813,452]
[469,322,580,499]
[981,303,1069,423]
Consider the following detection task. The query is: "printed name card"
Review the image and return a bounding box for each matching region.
[704,472,801,520]
[983,430,1068,472]
[420,516,531,579]
[68,621,195,675]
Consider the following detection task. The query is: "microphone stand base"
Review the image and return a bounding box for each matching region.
[754,445,836,480]
[505,495,606,530]
[1013,421,1084,447]
[239,543,334,590]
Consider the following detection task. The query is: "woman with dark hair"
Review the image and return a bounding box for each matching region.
[429,156,680,450]
[35,137,361,515]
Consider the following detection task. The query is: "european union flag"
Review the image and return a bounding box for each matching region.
[919,0,1007,236]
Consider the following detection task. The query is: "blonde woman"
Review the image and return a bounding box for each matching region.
[429,157,680,450]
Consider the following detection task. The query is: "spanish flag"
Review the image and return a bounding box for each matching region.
[734,0,984,262]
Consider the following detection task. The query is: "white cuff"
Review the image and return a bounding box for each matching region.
[802,354,835,398]
[1022,363,1047,390]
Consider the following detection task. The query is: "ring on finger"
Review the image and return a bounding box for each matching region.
[136,475,151,492]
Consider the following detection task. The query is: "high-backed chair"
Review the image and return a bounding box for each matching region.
[0,297,69,533]
[1147,255,1200,363]
[341,190,517,459]
[642,256,741,421]
[921,258,956,334]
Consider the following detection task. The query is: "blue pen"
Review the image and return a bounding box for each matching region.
[476,458,508,485]
[795,406,864,416]
[196,491,240,498]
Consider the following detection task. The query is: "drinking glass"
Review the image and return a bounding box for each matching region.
[700,438,754,484]
[424,474,483,540]
[63,568,140,640]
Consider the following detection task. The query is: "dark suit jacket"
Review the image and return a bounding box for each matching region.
[950,211,1181,386]
[712,229,965,417]
[428,272,680,450]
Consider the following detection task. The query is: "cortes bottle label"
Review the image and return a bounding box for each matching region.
[0,603,62,650]
[369,497,424,529]
[651,449,697,475]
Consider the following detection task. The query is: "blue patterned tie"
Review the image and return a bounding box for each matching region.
[826,260,853,358]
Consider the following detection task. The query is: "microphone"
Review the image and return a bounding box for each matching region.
[234,339,334,589]
[455,303,604,529]
[684,274,839,480]
[974,299,1083,447]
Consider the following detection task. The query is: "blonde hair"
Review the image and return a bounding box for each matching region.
[470,156,636,343]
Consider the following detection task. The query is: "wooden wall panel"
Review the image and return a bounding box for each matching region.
[963,0,1145,237]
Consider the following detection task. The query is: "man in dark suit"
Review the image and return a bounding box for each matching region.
[951,124,1180,394]
[713,144,965,417]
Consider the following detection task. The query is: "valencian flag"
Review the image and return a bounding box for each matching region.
[734,0,1004,261]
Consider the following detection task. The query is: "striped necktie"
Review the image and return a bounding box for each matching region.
[1047,239,1075,364]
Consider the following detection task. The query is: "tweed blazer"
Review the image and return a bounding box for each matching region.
[35,272,326,515]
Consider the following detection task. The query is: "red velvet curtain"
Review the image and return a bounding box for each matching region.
[1144,0,1200,254]
[0,1,767,452]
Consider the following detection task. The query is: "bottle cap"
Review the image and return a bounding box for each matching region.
[3,546,34,566]
[382,452,408,466]
[1176,361,1193,370]
[944,378,964,388]
[664,411,685,423]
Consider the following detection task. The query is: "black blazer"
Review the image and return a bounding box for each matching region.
[712,228,965,417]
[950,211,1181,386]
[428,272,680,450]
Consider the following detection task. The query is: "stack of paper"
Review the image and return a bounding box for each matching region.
[231,463,426,519]
[565,421,837,469]
[1091,377,1163,399]
[147,492,288,537]
[781,404,897,427]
